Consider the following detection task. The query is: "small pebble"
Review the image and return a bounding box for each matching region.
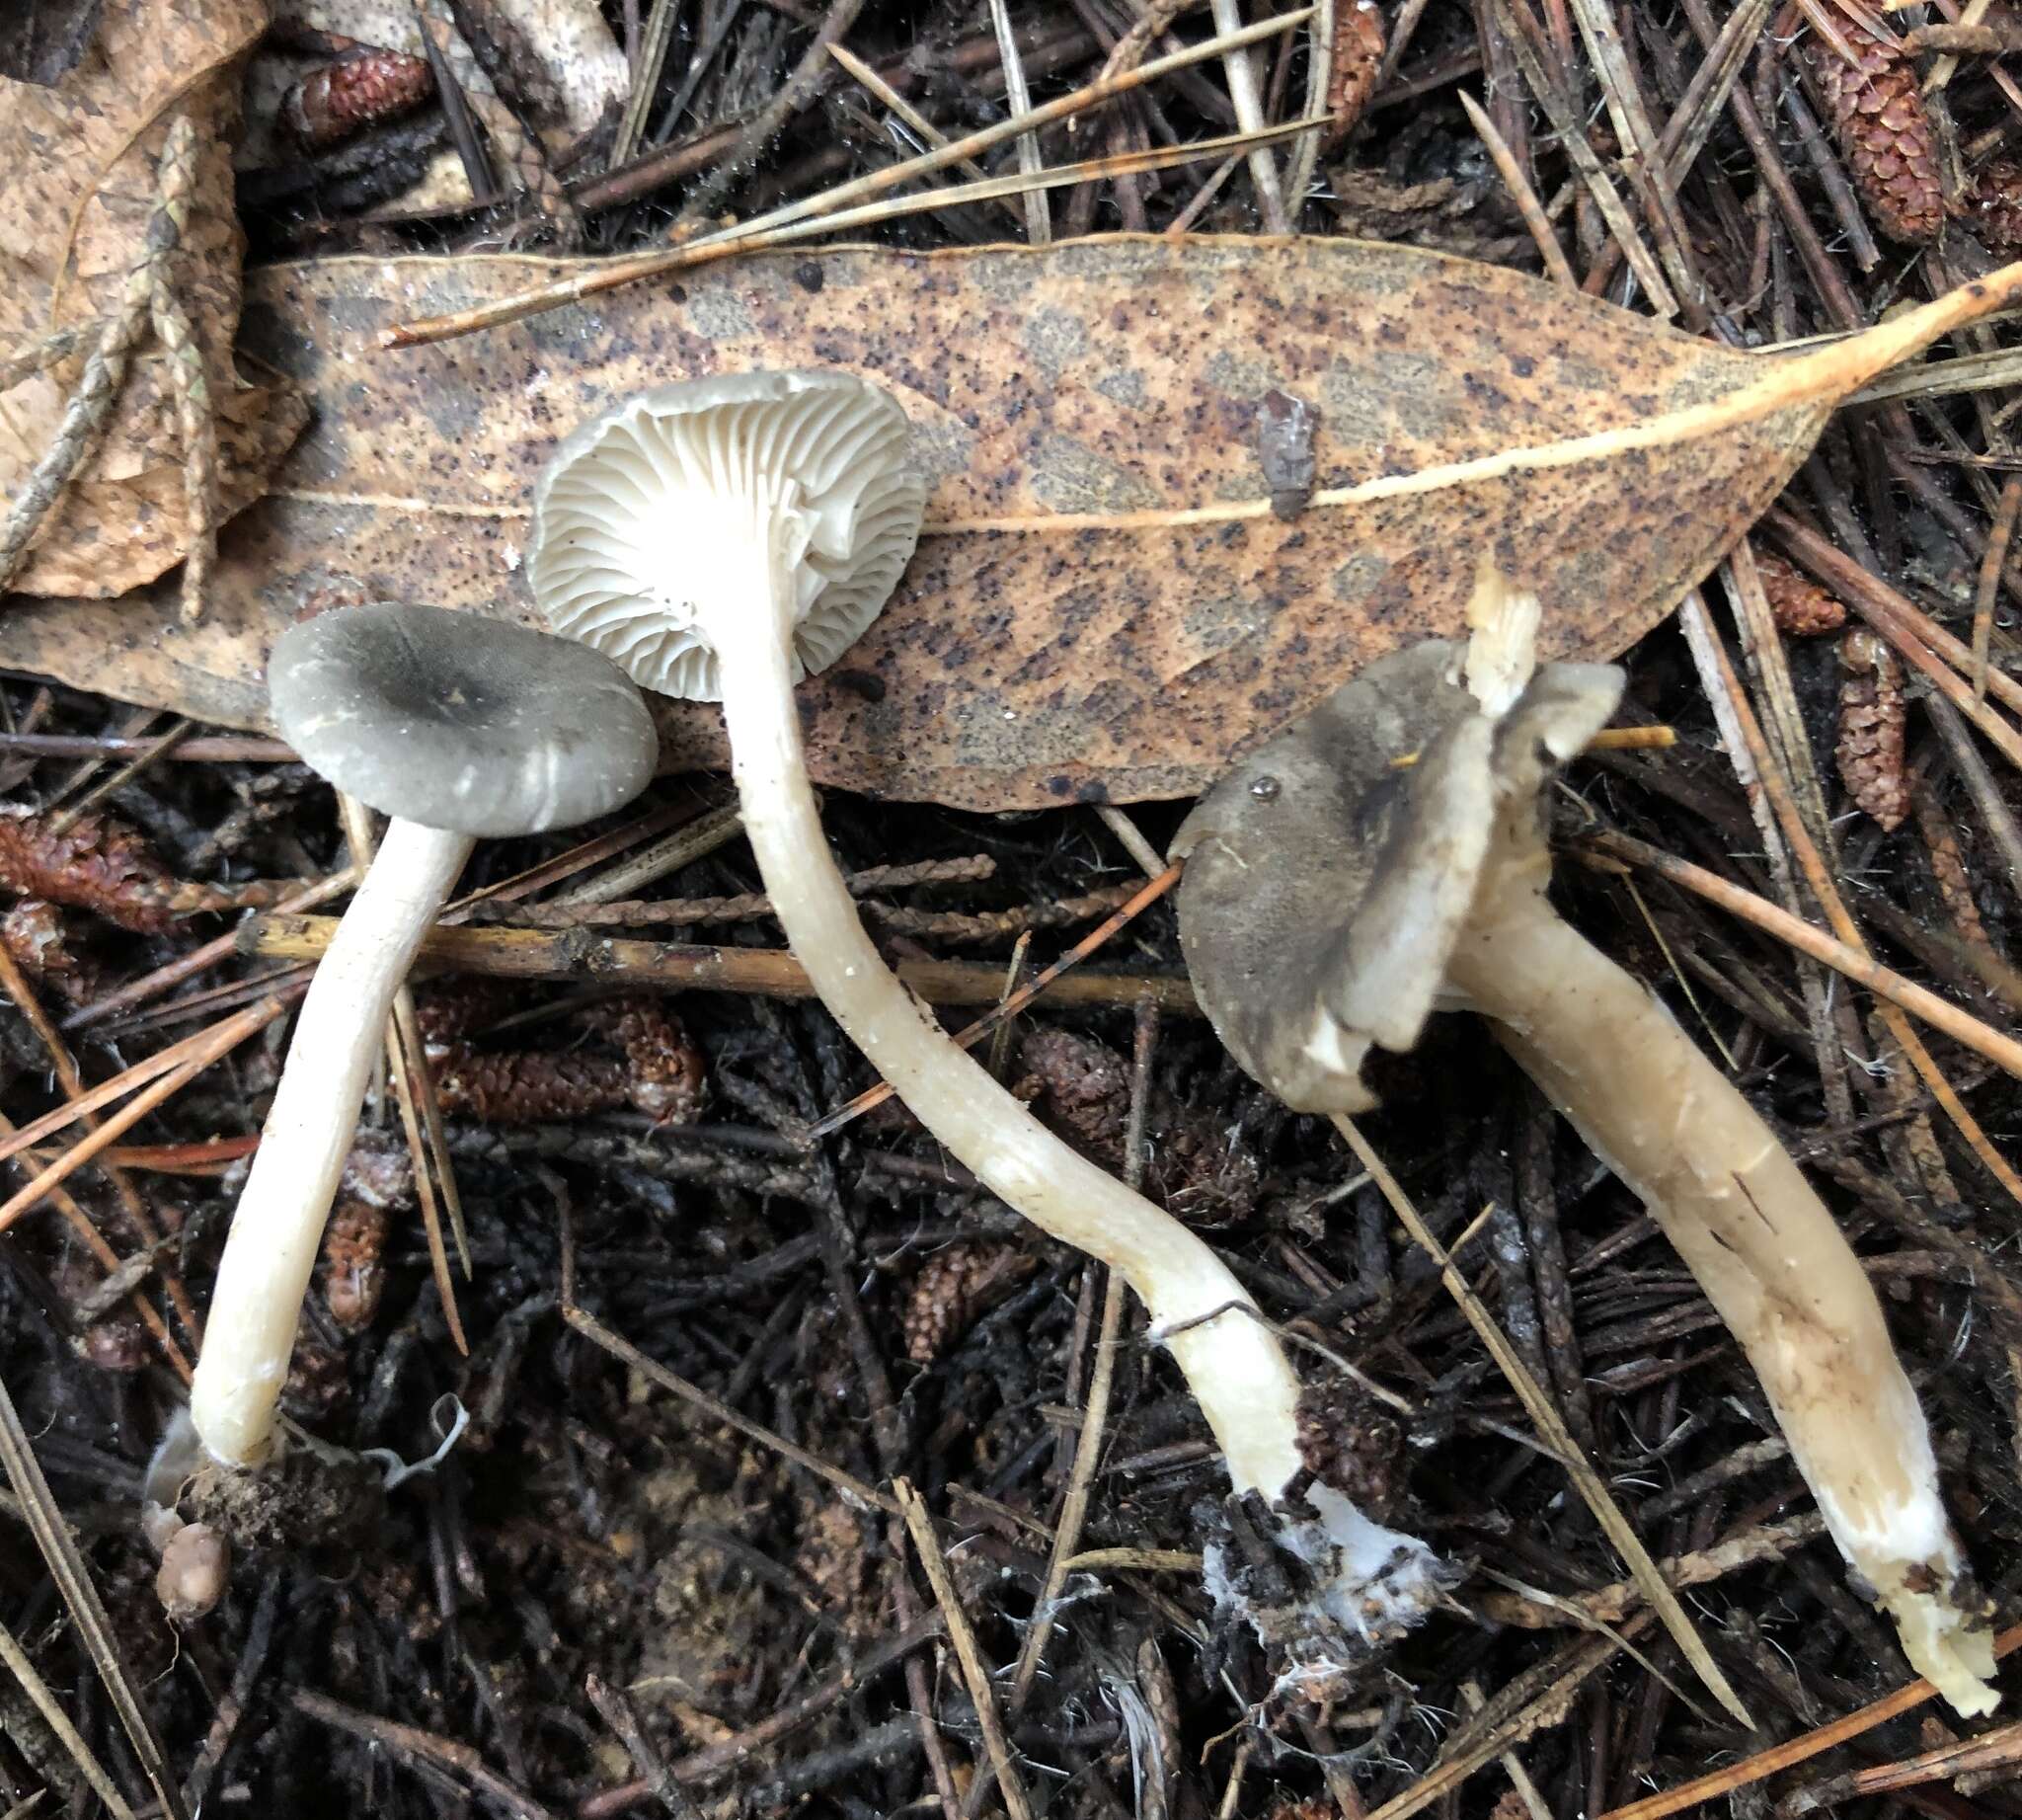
[156,1522,230,1622]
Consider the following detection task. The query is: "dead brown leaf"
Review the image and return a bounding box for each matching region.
[0,0,308,596]
[0,238,2005,807]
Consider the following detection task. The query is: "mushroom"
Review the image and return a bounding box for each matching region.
[1172,588,1999,1716]
[189,603,658,1467]
[528,371,1448,1640]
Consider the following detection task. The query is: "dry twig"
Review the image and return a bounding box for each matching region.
[1597,1623,2022,1819]
[415,0,583,244]
[0,1378,189,1820]
[1334,1116,1754,1730]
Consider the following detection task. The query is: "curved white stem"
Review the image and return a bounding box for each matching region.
[191,818,473,1467]
[714,594,1310,1497]
[1448,907,1999,1716]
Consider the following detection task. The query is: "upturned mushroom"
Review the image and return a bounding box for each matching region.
[190,603,658,1467]
[528,370,1448,1642]
[1172,587,1999,1715]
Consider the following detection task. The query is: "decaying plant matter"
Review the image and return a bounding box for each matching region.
[1800,13,1946,245]
[282,43,434,149]
[421,991,706,1124]
[1838,629,1911,831]
[1322,0,1384,149]
[1755,549,1847,636]
[0,116,216,616]
[7,244,2022,809]
[1969,157,2022,252]
[0,806,299,931]
[4,0,2022,1808]
[902,1240,1036,1363]
[413,0,583,246]
[0,0,306,601]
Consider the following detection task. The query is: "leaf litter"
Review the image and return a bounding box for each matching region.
[0,0,308,597]
[1,238,2016,806]
[5,2,2022,1817]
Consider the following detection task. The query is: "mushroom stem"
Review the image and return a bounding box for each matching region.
[1446,905,1999,1715]
[190,818,474,1467]
[713,597,1309,1497]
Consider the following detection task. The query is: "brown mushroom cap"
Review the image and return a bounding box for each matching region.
[1171,641,1621,1113]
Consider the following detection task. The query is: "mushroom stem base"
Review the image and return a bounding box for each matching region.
[1449,910,1998,1716]
[190,818,474,1468]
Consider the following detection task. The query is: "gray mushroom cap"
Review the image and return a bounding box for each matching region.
[1171,640,1622,1114]
[269,602,660,838]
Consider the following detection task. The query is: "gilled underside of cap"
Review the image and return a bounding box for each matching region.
[528,371,926,702]
[1173,641,1621,1114]
[268,602,659,837]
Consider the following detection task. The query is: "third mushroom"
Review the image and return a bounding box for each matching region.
[1172,573,2000,1716]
